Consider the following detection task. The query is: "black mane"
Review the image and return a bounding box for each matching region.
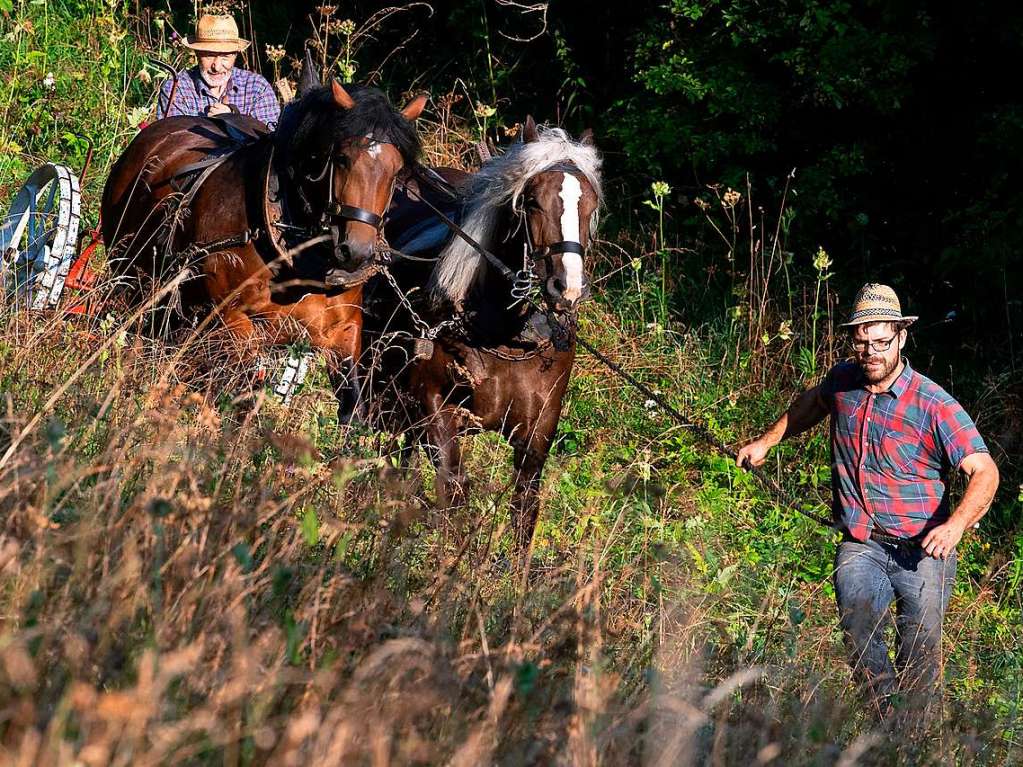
[274,84,420,167]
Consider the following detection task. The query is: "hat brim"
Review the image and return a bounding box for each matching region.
[183,38,250,53]
[839,314,918,328]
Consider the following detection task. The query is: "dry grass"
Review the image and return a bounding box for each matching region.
[0,285,1018,765]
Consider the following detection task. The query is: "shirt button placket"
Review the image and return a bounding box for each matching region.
[860,395,873,470]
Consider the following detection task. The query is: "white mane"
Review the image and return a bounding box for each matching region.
[427,126,603,307]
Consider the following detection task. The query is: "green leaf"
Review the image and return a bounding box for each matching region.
[715,563,739,586]
[333,530,354,562]
[231,542,254,573]
[515,661,539,696]
[301,506,319,547]
[283,611,306,665]
[148,499,173,518]
[46,418,66,450]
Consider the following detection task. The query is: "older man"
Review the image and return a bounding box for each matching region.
[158,14,280,127]
[737,283,999,727]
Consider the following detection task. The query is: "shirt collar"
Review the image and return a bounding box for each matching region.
[888,358,913,398]
[852,357,913,398]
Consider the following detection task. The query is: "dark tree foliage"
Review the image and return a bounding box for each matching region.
[608,1,1023,368]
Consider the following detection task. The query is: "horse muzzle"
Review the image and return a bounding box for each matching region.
[326,203,384,269]
[334,235,375,269]
[545,275,590,311]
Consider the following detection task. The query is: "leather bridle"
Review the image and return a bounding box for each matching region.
[515,162,590,303]
[306,148,390,234]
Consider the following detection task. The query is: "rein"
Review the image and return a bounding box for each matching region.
[573,335,911,548]
[397,166,914,550]
[397,174,519,284]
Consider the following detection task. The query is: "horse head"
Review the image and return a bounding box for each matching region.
[426,118,602,313]
[516,117,600,312]
[276,53,426,270]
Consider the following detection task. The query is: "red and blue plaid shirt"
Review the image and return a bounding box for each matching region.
[158,66,281,127]
[818,359,988,541]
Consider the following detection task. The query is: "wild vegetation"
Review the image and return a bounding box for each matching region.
[0,1,1021,764]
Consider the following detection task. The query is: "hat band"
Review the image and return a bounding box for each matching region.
[848,307,904,319]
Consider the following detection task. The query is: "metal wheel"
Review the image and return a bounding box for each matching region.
[0,163,81,310]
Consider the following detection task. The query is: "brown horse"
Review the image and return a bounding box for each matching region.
[101,63,426,419]
[367,118,602,549]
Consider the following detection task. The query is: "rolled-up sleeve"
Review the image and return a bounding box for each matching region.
[932,396,988,469]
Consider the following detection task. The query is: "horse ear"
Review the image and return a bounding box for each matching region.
[298,47,321,96]
[522,115,539,143]
[331,79,356,110]
[578,128,596,147]
[401,93,428,121]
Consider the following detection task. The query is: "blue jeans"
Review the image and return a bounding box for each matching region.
[833,536,956,719]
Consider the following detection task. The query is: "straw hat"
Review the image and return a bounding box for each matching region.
[840,283,918,327]
[184,14,250,53]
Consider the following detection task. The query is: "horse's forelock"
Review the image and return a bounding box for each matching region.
[274,84,421,166]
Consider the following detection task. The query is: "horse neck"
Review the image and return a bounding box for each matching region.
[273,139,324,227]
[472,204,531,329]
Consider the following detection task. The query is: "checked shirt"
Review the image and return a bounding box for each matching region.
[158,66,281,127]
[818,359,988,541]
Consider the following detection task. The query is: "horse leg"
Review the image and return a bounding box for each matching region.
[423,400,468,510]
[510,438,552,551]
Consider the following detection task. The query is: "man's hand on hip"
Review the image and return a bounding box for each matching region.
[921,520,965,560]
[736,438,771,469]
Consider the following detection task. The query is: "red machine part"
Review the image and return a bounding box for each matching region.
[63,225,102,316]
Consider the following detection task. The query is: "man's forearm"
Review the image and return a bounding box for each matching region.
[949,463,1000,532]
[758,388,826,446]
[759,412,790,449]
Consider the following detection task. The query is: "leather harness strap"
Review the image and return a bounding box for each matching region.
[327,203,383,229]
[398,173,519,283]
[543,240,585,257]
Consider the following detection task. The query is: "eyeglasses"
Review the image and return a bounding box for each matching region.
[849,334,899,353]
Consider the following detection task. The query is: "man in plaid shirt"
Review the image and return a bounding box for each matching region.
[737,283,999,728]
[158,14,280,127]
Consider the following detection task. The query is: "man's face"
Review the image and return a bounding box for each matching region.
[196,51,237,90]
[851,322,905,383]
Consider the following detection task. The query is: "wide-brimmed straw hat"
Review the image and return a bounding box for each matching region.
[840,283,918,327]
[184,14,250,53]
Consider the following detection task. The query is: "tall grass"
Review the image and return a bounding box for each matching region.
[1,1,1021,764]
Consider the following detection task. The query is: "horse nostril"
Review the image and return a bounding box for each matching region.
[339,240,374,267]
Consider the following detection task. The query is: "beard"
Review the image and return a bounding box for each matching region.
[200,69,231,89]
[858,353,900,383]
